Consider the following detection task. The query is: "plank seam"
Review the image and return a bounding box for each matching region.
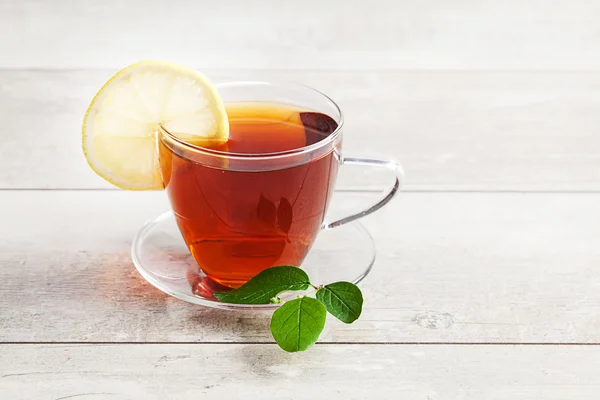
[3,342,600,346]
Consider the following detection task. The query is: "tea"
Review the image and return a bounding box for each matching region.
[159,103,340,288]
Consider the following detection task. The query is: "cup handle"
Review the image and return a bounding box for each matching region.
[324,156,405,230]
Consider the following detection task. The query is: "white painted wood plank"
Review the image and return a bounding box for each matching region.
[2,0,600,70]
[2,344,600,399]
[1,191,599,342]
[2,70,600,190]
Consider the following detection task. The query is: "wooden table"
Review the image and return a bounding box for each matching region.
[2,1,600,399]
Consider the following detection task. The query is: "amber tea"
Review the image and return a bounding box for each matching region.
[159,103,340,288]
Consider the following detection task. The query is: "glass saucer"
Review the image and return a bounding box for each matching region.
[131,210,376,310]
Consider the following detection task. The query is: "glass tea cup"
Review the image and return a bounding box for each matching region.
[157,81,404,288]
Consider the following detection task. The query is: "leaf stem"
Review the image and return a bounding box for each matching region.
[302,288,320,298]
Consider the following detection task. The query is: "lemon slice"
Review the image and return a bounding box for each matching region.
[82,61,229,190]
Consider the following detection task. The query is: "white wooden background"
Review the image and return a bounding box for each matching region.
[2,1,600,399]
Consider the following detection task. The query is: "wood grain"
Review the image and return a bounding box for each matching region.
[1,191,599,343]
[2,70,600,190]
[2,344,600,399]
[2,0,600,70]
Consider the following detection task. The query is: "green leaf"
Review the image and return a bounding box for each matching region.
[316,282,363,323]
[214,266,310,304]
[270,297,326,352]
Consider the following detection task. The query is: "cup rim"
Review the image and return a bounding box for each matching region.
[159,80,344,161]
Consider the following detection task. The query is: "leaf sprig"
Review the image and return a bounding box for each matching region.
[214,266,363,352]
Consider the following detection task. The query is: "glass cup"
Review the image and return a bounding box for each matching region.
[158,81,404,288]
